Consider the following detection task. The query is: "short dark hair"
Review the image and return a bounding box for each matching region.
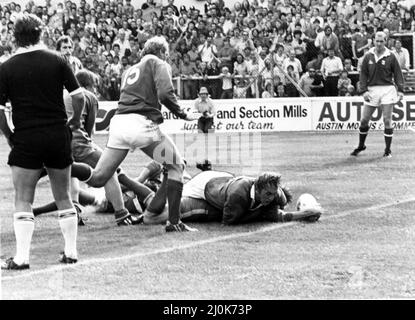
[255,172,281,191]
[56,35,73,50]
[14,13,43,47]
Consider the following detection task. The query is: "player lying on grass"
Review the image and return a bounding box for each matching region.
[33,161,164,221]
[140,170,322,225]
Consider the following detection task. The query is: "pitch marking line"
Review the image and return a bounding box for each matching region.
[2,197,415,281]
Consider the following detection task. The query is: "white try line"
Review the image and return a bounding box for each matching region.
[2,196,415,282]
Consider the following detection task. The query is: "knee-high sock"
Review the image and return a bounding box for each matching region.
[71,162,93,182]
[58,208,78,259]
[167,179,183,225]
[146,176,168,214]
[358,124,369,148]
[384,128,393,151]
[118,173,154,205]
[13,212,35,265]
[33,202,58,216]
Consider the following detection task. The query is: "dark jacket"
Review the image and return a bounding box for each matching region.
[204,176,285,225]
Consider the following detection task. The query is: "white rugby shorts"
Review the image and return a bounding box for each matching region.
[366,85,398,107]
[107,114,162,151]
[182,170,234,199]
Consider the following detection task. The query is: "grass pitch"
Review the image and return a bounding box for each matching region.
[1,131,415,299]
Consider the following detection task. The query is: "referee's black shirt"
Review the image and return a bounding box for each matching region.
[0,46,80,131]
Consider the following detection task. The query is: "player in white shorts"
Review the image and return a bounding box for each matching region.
[351,32,404,158]
[72,36,201,232]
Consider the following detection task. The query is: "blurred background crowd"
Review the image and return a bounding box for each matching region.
[0,0,414,100]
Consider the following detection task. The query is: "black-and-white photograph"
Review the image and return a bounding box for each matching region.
[1,0,415,303]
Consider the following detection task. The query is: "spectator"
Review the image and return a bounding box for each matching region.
[234,53,249,77]
[276,83,287,97]
[262,80,276,98]
[198,35,218,64]
[217,37,237,73]
[282,50,302,80]
[219,66,234,99]
[321,48,343,96]
[345,84,355,96]
[193,87,215,134]
[285,65,299,97]
[337,69,352,96]
[316,25,340,56]
[351,25,372,64]
[298,67,324,97]
[207,58,221,99]
[180,53,198,100]
[400,10,415,32]
[344,58,357,72]
[392,39,410,71]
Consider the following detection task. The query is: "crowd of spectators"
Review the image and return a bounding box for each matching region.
[0,0,414,100]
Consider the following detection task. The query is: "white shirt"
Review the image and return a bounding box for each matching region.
[321,56,343,77]
[392,47,410,70]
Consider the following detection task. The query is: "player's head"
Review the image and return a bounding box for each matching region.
[75,69,96,90]
[56,35,74,57]
[142,36,169,61]
[374,31,387,50]
[13,13,43,48]
[254,172,284,206]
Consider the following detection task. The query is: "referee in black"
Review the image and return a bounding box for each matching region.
[0,13,85,270]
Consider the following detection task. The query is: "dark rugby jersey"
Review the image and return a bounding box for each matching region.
[0,45,80,130]
[116,54,187,124]
[359,47,404,93]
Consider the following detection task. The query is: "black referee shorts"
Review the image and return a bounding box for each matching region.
[8,124,74,170]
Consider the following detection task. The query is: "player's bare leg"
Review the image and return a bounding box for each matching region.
[351,105,377,156]
[47,166,79,263]
[382,104,394,157]
[1,167,41,270]
[142,134,197,232]
[86,147,140,225]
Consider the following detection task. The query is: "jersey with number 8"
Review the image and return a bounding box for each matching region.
[117,54,187,124]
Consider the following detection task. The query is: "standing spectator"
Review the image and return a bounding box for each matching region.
[233,53,249,77]
[219,66,234,99]
[113,29,131,58]
[351,25,372,65]
[321,48,343,96]
[180,53,198,100]
[198,35,218,64]
[217,37,237,73]
[207,58,221,99]
[0,14,85,269]
[392,39,410,71]
[318,25,340,56]
[337,70,352,96]
[350,31,404,158]
[193,87,215,133]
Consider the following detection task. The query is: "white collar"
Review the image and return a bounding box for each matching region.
[369,47,391,62]
[14,44,47,56]
[250,184,255,202]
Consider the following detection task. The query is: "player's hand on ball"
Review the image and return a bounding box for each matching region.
[185,111,202,121]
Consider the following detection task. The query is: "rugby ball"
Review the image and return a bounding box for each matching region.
[296,193,320,211]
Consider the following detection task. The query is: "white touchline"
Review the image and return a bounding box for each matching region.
[3,197,415,281]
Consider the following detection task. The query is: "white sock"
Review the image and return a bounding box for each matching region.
[58,208,78,259]
[13,212,35,265]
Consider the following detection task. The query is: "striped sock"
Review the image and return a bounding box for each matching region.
[384,128,393,152]
[358,124,369,149]
[58,208,78,259]
[13,212,35,265]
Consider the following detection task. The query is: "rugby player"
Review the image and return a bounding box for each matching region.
[351,31,404,158]
[70,36,202,232]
